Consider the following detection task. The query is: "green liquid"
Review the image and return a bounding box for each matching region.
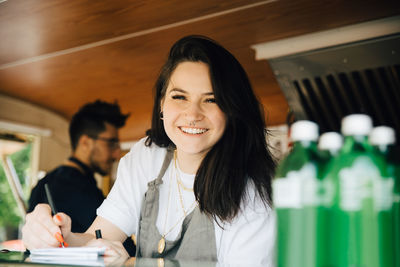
[274,141,319,267]
[394,199,400,267]
[277,208,304,267]
[329,136,394,267]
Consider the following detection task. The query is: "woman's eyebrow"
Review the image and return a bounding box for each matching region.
[169,88,186,93]
[169,88,214,96]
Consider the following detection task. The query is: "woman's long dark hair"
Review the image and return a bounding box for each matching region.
[146,35,275,222]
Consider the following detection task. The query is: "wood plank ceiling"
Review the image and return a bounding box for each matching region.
[0,0,399,141]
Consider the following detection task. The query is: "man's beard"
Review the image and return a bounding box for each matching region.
[89,150,109,176]
[90,161,108,176]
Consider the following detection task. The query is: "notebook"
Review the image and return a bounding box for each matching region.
[29,247,106,266]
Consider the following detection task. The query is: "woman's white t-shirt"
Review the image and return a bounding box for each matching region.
[97,137,276,266]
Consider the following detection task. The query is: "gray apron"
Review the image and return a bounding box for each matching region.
[135,148,217,261]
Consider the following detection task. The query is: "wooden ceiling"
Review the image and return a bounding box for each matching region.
[0,0,399,141]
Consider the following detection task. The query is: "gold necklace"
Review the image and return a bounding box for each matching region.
[174,152,194,192]
[177,182,197,223]
[157,151,196,254]
[177,178,194,192]
[175,150,197,218]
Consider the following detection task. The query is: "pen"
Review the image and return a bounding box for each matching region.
[95,229,102,239]
[44,183,66,248]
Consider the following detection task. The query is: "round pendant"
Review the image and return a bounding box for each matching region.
[158,237,166,254]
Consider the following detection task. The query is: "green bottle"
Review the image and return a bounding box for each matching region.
[317,132,343,267]
[273,120,319,267]
[369,126,397,267]
[318,132,343,181]
[329,114,384,267]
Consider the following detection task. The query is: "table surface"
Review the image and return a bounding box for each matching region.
[0,251,219,267]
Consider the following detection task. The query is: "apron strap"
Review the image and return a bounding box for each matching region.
[148,146,174,187]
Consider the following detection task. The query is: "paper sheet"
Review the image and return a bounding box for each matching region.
[29,247,106,266]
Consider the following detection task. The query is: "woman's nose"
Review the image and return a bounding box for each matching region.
[184,102,203,120]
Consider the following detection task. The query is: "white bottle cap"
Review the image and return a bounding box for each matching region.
[290,120,319,142]
[318,132,343,151]
[369,126,396,145]
[341,114,373,136]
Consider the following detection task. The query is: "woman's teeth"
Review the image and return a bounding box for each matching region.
[180,127,208,134]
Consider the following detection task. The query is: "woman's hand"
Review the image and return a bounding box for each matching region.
[85,238,129,262]
[22,204,72,250]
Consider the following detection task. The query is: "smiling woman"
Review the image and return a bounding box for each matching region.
[161,61,227,172]
[22,35,277,265]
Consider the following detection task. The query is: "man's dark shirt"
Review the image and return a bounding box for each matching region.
[28,164,104,233]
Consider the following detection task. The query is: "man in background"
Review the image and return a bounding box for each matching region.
[28,100,135,254]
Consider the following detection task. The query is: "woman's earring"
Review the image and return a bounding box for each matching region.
[160,111,164,120]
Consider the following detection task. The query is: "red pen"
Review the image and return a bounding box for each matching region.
[44,183,66,248]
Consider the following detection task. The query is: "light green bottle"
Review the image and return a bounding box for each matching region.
[317,132,343,267]
[329,114,384,267]
[369,126,397,267]
[273,120,319,267]
[318,132,343,182]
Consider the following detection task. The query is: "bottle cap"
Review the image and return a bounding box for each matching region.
[290,120,319,142]
[369,126,396,145]
[318,132,343,151]
[341,114,372,136]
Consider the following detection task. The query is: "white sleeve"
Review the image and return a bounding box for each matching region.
[97,138,166,236]
[215,184,277,266]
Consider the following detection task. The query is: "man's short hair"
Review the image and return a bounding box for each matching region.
[69,100,129,151]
